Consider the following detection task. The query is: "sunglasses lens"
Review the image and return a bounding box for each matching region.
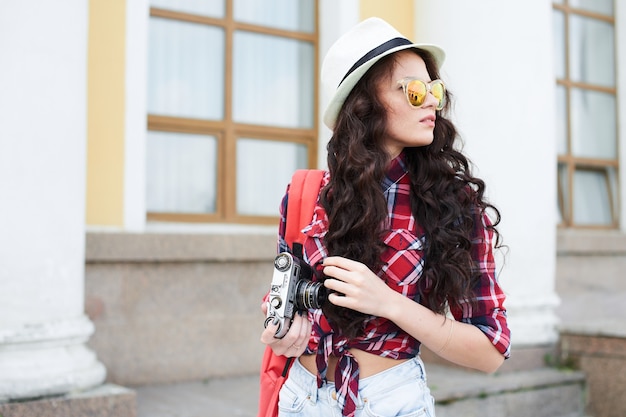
[406,80,427,107]
[431,82,444,101]
[431,81,445,109]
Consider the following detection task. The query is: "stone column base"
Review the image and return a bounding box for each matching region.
[0,315,106,401]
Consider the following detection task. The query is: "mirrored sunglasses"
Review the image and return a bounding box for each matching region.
[397,78,446,111]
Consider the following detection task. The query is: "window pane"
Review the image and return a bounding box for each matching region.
[570,88,616,158]
[234,0,315,32]
[233,32,314,128]
[146,131,217,213]
[236,139,308,216]
[149,0,225,17]
[148,18,225,120]
[573,169,612,225]
[569,15,614,87]
[553,10,565,79]
[556,84,568,155]
[569,0,613,15]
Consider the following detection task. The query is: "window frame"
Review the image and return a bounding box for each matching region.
[146,2,319,225]
[554,1,619,229]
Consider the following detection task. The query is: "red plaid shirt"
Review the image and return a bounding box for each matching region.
[278,152,510,417]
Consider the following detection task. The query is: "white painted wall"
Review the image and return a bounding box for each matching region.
[124,0,149,231]
[415,0,560,346]
[0,0,105,399]
[318,0,361,170]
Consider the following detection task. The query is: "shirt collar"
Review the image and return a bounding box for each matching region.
[381,150,409,192]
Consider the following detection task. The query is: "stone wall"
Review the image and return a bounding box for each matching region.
[85,232,276,386]
[559,331,626,417]
[85,229,626,390]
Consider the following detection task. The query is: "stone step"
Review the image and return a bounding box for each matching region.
[427,364,587,417]
[135,364,587,417]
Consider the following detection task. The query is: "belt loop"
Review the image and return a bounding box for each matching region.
[308,369,319,404]
[416,355,426,382]
[293,358,319,404]
[308,381,318,404]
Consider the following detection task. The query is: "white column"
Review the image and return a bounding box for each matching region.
[414,0,560,346]
[0,1,106,400]
[616,2,626,233]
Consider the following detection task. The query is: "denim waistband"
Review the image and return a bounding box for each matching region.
[289,355,427,401]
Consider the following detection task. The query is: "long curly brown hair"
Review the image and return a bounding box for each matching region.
[319,50,502,338]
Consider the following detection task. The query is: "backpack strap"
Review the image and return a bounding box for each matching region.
[285,169,324,259]
[257,169,325,417]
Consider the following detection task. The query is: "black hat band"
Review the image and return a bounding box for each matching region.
[338,37,413,87]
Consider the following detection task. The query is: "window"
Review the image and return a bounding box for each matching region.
[553,0,618,228]
[146,0,318,224]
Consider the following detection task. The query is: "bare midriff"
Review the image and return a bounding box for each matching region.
[299,349,409,381]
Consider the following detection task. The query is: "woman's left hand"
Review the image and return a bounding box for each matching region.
[260,311,311,358]
[322,256,398,318]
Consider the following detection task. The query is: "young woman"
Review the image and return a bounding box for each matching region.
[261,17,510,417]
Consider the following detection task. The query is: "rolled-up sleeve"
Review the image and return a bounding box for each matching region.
[450,211,511,358]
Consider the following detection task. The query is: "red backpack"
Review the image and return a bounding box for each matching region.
[257,169,325,417]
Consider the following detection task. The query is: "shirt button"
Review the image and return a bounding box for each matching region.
[331,391,337,400]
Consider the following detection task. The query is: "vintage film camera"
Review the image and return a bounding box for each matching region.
[264,252,327,338]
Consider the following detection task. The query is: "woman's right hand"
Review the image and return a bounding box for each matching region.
[260,303,311,357]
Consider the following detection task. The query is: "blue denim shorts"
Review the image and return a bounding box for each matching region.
[278,356,436,417]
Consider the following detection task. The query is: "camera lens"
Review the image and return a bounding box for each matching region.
[295,280,327,310]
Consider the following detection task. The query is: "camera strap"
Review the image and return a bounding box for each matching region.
[292,243,304,260]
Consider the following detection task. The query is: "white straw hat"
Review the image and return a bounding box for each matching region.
[321,17,445,129]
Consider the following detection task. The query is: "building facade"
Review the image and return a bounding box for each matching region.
[1,0,624,398]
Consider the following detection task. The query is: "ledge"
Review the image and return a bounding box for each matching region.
[557,228,626,255]
[559,318,626,338]
[87,228,626,261]
[85,231,277,263]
